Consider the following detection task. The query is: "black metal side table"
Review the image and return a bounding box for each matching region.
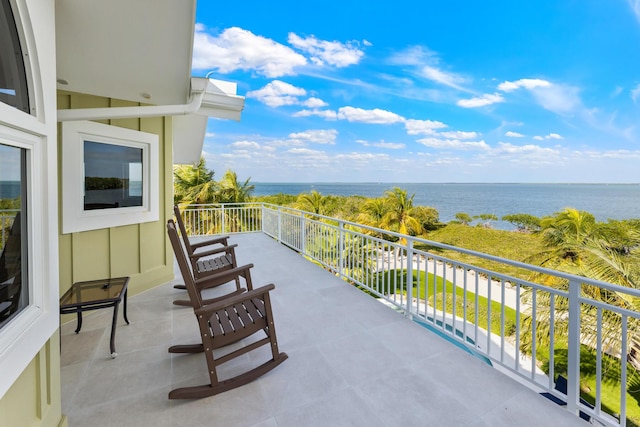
[60,276,130,358]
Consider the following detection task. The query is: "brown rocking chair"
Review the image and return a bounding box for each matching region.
[172,205,239,302]
[167,220,288,399]
[168,220,250,307]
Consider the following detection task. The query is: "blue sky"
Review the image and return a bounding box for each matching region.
[193,1,640,183]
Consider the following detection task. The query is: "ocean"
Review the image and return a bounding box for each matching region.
[252,183,640,229]
[3,181,638,230]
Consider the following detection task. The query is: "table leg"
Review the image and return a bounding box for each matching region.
[75,310,83,334]
[123,289,129,325]
[110,302,120,358]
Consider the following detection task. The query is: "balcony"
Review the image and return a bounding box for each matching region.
[59,204,639,426]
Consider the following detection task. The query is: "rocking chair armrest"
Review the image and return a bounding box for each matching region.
[190,244,238,260]
[195,283,276,316]
[193,263,254,289]
[189,235,230,250]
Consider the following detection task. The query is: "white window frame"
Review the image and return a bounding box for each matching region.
[61,120,159,234]
[0,0,59,399]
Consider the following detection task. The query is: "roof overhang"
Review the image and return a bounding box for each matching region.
[55,0,196,105]
[55,1,245,164]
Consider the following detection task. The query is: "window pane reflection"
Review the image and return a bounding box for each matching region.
[0,143,27,328]
[84,141,144,210]
[0,2,30,114]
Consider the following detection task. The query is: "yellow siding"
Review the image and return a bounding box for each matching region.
[57,92,175,298]
[0,335,66,427]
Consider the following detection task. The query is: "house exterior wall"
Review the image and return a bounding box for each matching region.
[56,93,176,298]
[0,0,64,426]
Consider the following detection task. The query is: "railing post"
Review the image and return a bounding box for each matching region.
[566,279,581,417]
[220,204,226,234]
[277,206,282,243]
[300,213,306,255]
[338,222,345,277]
[406,239,414,315]
[260,203,265,233]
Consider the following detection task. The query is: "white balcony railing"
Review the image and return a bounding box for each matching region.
[184,204,640,425]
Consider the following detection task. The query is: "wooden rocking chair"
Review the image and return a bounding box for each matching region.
[172,205,240,305]
[168,220,250,307]
[173,206,238,286]
[167,220,288,399]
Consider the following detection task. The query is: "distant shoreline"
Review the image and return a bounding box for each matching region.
[252,182,640,228]
[251,182,640,185]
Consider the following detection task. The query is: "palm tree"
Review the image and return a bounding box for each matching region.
[173,157,218,205]
[217,169,255,203]
[295,190,327,215]
[522,208,640,365]
[356,198,388,236]
[216,169,255,232]
[380,187,423,243]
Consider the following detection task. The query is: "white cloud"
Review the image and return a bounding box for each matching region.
[631,83,640,104]
[498,78,580,116]
[287,33,365,67]
[495,142,559,156]
[356,140,406,149]
[439,131,478,139]
[337,106,405,124]
[205,132,216,138]
[498,78,552,92]
[630,0,640,23]
[533,133,563,140]
[505,131,524,138]
[301,97,328,108]
[388,45,436,66]
[292,109,338,120]
[193,26,306,77]
[230,141,261,149]
[246,80,306,107]
[288,129,338,145]
[457,93,504,108]
[405,119,447,135]
[417,137,489,150]
[532,84,581,115]
[287,148,326,156]
[335,152,391,161]
[389,45,468,91]
[421,66,467,90]
[597,149,640,159]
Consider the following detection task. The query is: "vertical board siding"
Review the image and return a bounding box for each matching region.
[57,92,173,297]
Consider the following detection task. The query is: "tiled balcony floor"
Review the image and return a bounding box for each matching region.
[60,232,586,426]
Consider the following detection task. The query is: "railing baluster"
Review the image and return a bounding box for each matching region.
[620,316,628,427]
[566,279,581,417]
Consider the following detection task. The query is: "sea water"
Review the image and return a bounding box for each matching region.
[252,183,640,229]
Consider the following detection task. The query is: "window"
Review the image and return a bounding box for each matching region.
[84,141,144,210]
[0,1,29,113]
[0,0,59,400]
[61,120,159,234]
[0,144,27,329]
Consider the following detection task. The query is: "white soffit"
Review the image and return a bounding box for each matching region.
[55,0,196,105]
[172,114,207,165]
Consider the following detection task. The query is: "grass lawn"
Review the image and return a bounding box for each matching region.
[377,269,517,338]
[420,223,546,280]
[535,343,640,426]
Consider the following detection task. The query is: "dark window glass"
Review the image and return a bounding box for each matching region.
[0,2,29,114]
[0,144,28,328]
[84,141,144,210]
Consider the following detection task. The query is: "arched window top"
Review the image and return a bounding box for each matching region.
[0,1,30,114]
